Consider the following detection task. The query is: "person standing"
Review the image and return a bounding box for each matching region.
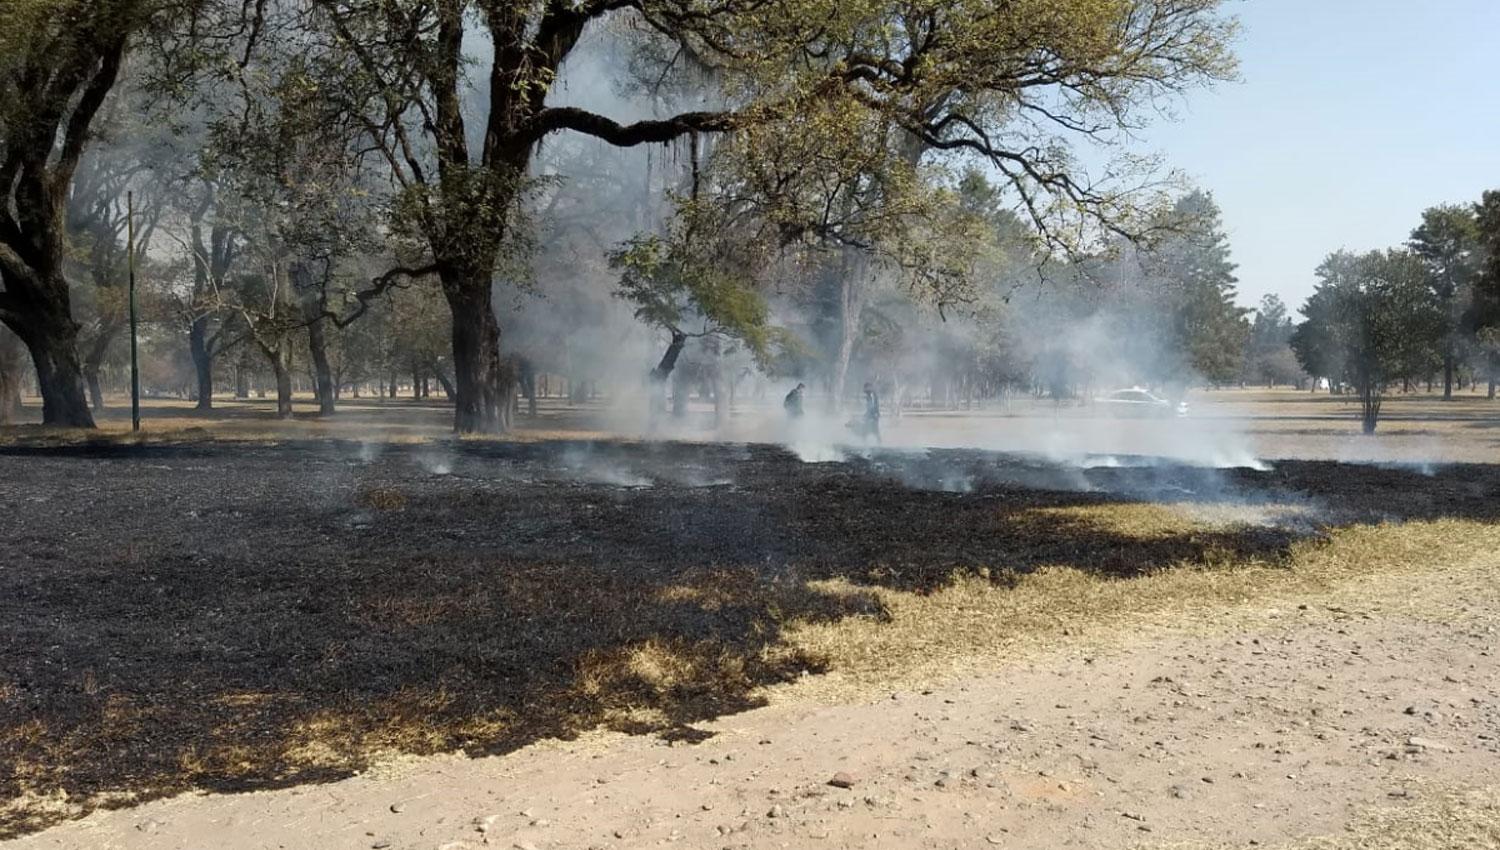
[862,381,881,443]
[783,382,806,419]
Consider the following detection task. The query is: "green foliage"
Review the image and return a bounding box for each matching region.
[1409,205,1482,304]
[609,232,781,367]
[1292,250,1444,431]
[1243,294,1302,385]
[1469,191,1500,378]
[1407,204,1482,387]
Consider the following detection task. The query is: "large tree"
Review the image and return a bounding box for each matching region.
[1142,190,1249,387]
[1292,250,1443,434]
[1470,190,1500,397]
[285,0,1234,432]
[0,1,142,426]
[1407,204,1481,400]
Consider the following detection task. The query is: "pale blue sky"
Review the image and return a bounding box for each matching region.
[1138,0,1500,313]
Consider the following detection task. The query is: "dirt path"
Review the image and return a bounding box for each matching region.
[8,562,1499,850]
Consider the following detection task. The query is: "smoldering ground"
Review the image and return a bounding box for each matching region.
[5,434,1499,836]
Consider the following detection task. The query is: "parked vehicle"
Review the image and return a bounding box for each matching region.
[1096,387,1189,417]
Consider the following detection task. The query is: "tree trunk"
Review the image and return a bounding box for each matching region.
[0,327,25,425]
[431,359,456,399]
[190,316,215,410]
[1442,349,1454,401]
[274,362,293,417]
[257,340,294,418]
[522,367,536,416]
[830,286,862,410]
[709,337,726,429]
[444,272,505,433]
[12,310,95,428]
[84,364,104,413]
[650,330,687,418]
[1359,372,1380,435]
[307,318,336,416]
[651,331,687,384]
[671,368,689,418]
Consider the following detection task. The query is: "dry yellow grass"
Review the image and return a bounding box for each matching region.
[1146,783,1500,849]
[783,513,1499,700]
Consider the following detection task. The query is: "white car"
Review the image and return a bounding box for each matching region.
[1097,388,1188,418]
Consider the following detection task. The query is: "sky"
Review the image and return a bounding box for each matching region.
[1135,0,1500,314]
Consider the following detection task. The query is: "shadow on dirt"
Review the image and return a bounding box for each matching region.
[2,438,1498,837]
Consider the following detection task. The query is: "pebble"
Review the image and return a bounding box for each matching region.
[1406,736,1453,752]
[828,772,857,789]
[767,804,784,819]
[389,802,404,814]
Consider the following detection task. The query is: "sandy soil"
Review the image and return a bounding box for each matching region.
[6,550,1497,850]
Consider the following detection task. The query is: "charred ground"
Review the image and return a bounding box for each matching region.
[2,438,1498,837]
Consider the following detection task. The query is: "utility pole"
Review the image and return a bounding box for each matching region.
[128,191,140,432]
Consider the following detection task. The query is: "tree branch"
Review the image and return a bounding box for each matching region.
[528,107,738,147]
[325,262,440,328]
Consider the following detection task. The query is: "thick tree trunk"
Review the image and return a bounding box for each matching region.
[12,311,95,428]
[307,318,336,416]
[256,340,294,418]
[444,272,505,433]
[189,316,216,410]
[274,363,292,417]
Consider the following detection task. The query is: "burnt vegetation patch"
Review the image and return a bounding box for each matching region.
[2,439,1498,836]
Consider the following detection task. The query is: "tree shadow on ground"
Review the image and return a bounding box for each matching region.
[2,439,1498,837]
